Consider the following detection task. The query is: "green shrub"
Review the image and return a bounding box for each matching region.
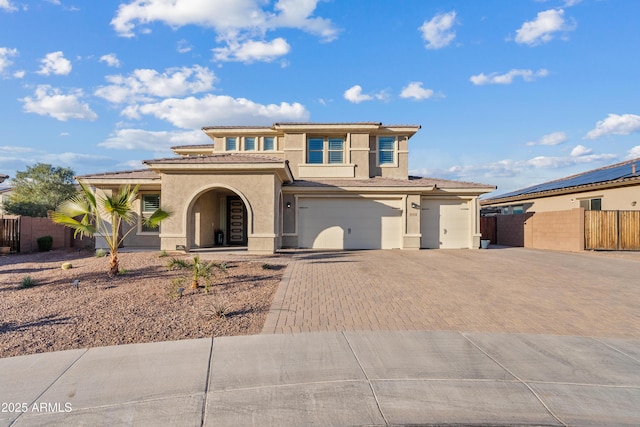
[95,248,106,258]
[158,250,168,258]
[167,257,192,270]
[20,276,35,288]
[36,235,53,252]
[61,262,73,270]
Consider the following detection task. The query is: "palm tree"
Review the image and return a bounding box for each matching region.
[51,182,171,277]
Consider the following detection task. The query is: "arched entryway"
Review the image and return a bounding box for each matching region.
[186,186,251,250]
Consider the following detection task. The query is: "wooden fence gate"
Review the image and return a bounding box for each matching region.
[0,217,20,252]
[584,210,640,250]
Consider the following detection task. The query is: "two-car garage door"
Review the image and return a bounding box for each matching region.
[298,198,402,249]
[420,199,470,249]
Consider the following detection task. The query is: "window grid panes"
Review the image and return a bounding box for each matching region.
[328,138,344,164]
[378,136,395,165]
[264,137,275,151]
[244,137,256,151]
[307,138,324,164]
[141,194,160,233]
[225,137,237,151]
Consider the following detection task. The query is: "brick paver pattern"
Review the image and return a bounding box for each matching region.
[262,248,640,339]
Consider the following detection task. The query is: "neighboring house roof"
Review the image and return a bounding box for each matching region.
[482,157,640,204]
[170,144,215,150]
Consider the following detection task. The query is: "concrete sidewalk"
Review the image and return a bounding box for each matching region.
[2,331,640,426]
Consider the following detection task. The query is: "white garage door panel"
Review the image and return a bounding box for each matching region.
[420,199,470,249]
[298,198,402,249]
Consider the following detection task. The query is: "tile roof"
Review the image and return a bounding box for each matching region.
[485,157,640,201]
[170,144,215,150]
[287,176,494,189]
[77,169,160,180]
[143,153,285,165]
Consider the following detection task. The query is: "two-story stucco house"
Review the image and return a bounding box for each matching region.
[79,122,495,254]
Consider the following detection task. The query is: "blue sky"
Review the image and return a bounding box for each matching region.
[1,0,639,196]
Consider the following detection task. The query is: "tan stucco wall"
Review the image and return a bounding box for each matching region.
[350,133,370,179]
[487,184,640,213]
[158,172,281,253]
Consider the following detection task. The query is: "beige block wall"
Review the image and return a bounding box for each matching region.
[349,133,370,179]
[496,209,584,252]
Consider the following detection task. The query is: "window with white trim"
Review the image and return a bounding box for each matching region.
[244,137,256,151]
[225,137,237,151]
[306,136,344,164]
[378,136,396,165]
[140,194,160,233]
[263,136,275,151]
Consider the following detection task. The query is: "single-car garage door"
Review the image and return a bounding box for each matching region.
[420,199,470,249]
[298,198,402,249]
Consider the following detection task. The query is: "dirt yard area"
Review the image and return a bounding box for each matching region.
[0,249,286,359]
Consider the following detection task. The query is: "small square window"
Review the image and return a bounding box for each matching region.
[264,137,275,151]
[245,137,256,151]
[225,137,237,151]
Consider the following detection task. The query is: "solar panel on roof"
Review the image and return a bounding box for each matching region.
[488,159,639,200]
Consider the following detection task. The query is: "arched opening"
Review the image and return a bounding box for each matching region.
[186,186,250,250]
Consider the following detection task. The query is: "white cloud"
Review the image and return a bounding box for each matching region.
[419,11,457,49]
[99,128,209,151]
[122,94,310,128]
[343,85,387,104]
[37,51,72,75]
[0,0,17,11]
[344,85,372,103]
[99,53,121,67]
[627,146,640,160]
[526,131,568,146]
[514,9,576,46]
[570,144,592,157]
[111,0,338,41]
[20,85,97,121]
[13,70,25,78]
[95,65,215,104]
[400,82,435,100]
[0,47,18,73]
[213,37,290,63]
[177,39,192,53]
[585,113,640,139]
[470,68,549,85]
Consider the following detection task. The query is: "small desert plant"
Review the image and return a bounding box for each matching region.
[95,248,106,258]
[167,277,186,299]
[158,250,168,258]
[36,235,53,252]
[118,268,128,275]
[262,263,273,270]
[61,262,73,270]
[205,302,229,319]
[19,276,35,288]
[167,257,192,270]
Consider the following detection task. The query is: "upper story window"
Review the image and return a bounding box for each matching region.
[225,137,237,151]
[245,137,256,151]
[140,194,160,233]
[263,137,275,151]
[307,137,344,164]
[378,136,396,165]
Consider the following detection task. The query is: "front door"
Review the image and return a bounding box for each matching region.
[226,196,247,245]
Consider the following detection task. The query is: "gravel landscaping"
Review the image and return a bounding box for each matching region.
[0,249,287,359]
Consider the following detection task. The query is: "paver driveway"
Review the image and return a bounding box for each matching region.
[263,247,640,339]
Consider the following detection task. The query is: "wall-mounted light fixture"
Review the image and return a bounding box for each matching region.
[411,202,420,209]
[286,202,291,208]
[632,201,637,206]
